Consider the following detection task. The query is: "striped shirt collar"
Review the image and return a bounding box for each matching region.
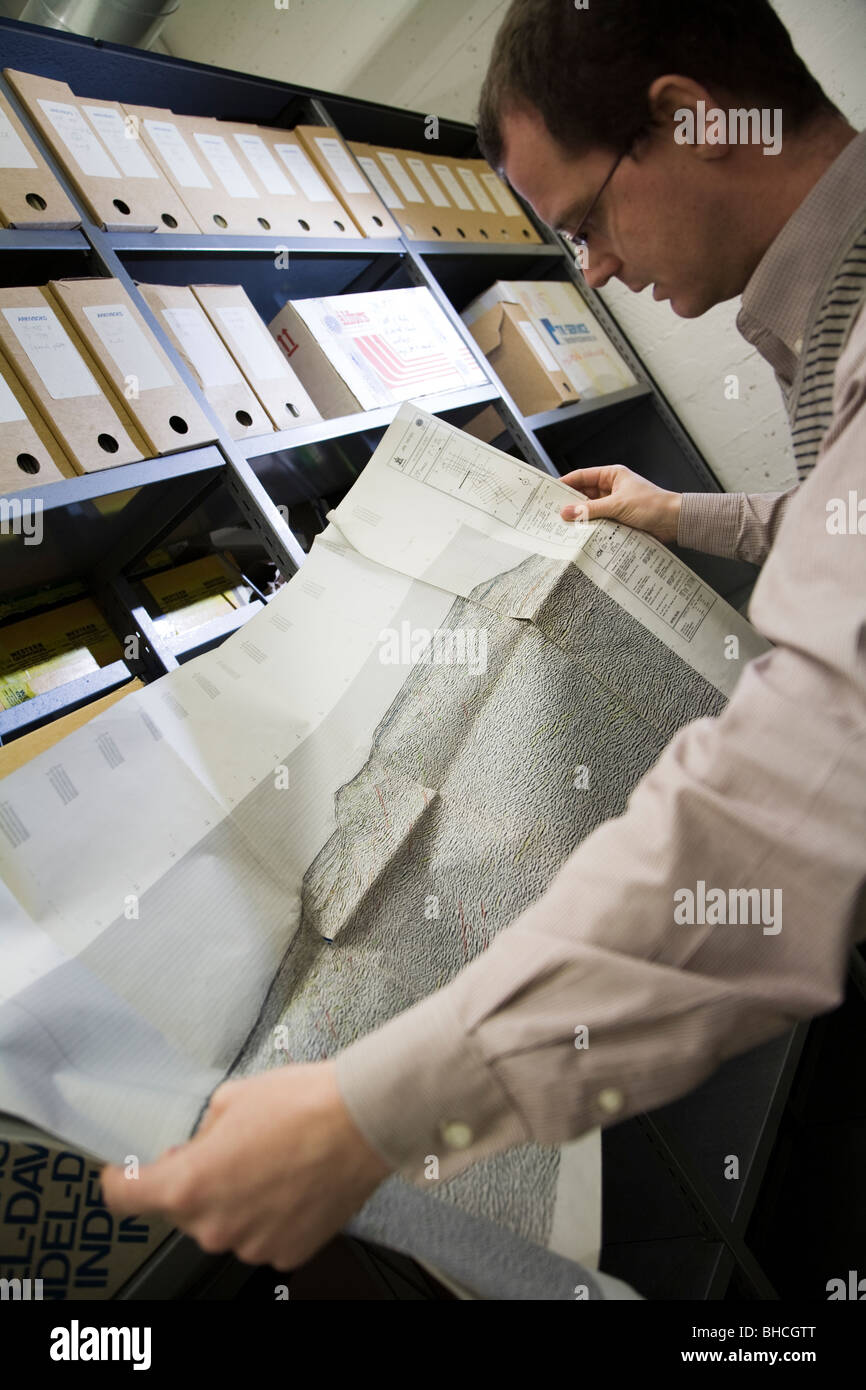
[736,127,866,386]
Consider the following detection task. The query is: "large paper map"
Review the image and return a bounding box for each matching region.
[0,405,768,1295]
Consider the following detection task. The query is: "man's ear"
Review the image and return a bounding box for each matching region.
[646,74,731,161]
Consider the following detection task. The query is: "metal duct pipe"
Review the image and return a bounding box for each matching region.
[18,0,180,48]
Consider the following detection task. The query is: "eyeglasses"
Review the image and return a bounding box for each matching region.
[559,147,628,261]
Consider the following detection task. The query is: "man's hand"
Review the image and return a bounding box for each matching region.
[101,1061,392,1271]
[559,463,682,543]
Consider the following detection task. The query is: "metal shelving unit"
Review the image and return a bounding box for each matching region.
[235,383,501,458]
[0,227,88,251]
[0,15,785,1304]
[524,383,652,433]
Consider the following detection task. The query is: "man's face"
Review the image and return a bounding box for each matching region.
[500,104,748,318]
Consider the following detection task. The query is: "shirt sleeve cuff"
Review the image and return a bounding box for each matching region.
[333,983,531,1186]
[677,491,745,559]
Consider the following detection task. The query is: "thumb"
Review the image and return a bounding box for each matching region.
[101,1144,195,1215]
[561,494,620,523]
[194,1079,239,1138]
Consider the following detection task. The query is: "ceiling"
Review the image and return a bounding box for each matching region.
[160,0,509,122]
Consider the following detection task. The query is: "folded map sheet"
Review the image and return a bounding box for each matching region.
[0,404,768,1288]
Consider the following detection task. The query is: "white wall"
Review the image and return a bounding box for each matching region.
[161,0,866,493]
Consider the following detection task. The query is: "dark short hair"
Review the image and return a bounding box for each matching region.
[477,0,840,168]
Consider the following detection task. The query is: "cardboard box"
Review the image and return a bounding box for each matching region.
[48,278,217,455]
[384,148,469,242]
[0,352,73,491]
[0,1120,170,1299]
[215,120,337,238]
[0,678,143,777]
[364,146,424,225]
[0,89,80,230]
[462,403,509,445]
[354,145,441,242]
[356,147,489,243]
[294,125,399,238]
[141,554,252,639]
[0,596,123,709]
[422,154,491,242]
[137,283,273,440]
[473,159,541,244]
[3,71,162,232]
[269,287,488,417]
[462,280,636,398]
[123,105,275,236]
[0,286,145,474]
[466,300,579,414]
[115,105,206,233]
[190,284,321,431]
[174,112,278,233]
[0,575,86,622]
[252,127,361,238]
[76,97,201,234]
[449,158,506,241]
[345,142,404,218]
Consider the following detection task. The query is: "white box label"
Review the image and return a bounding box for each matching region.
[3,306,101,400]
[376,151,423,203]
[161,307,243,388]
[356,156,403,209]
[233,134,295,196]
[457,166,495,213]
[194,132,259,199]
[0,372,26,424]
[405,159,450,207]
[482,171,523,218]
[432,163,473,211]
[518,319,560,373]
[0,109,37,170]
[83,303,174,392]
[37,99,120,179]
[144,120,211,188]
[273,143,332,202]
[215,305,288,381]
[406,158,449,208]
[82,106,158,179]
[315,136,368,195]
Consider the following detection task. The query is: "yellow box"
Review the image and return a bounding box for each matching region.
[142,554,251,639]
[0,598,123,709]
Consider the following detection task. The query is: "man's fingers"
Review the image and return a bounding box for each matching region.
[559,465,622,496]
[560,479,601,499]
[559,466,604,491]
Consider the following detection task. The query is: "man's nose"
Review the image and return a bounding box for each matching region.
[581,251,621,290]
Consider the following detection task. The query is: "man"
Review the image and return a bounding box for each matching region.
[104,0,866,1284]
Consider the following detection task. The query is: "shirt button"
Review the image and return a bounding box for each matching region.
[440,1121,474,1149]
[597,1088,624,1115]
[794,336,803,354]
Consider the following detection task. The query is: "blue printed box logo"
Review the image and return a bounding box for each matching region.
[540,316,592,345]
